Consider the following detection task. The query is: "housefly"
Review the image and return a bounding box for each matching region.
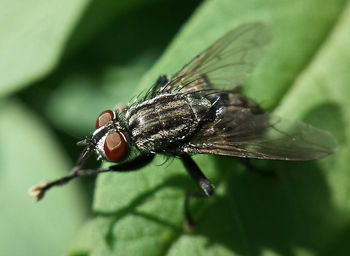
[31,23,336,209]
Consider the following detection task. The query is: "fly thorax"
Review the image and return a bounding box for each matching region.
[126,93,208,152]
[184,94,212,122]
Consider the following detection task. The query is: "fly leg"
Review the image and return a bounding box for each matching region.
[180,154,214,229]
[181,154,213,196]
[184,192,209,231]
[31,154,155,201]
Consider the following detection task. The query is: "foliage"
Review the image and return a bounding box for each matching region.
[1,0,349,255]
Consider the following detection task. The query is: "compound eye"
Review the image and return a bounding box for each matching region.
[96,110,114,129]
[104,132,127,162]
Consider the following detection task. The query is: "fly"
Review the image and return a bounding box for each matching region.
[31,23,336,223]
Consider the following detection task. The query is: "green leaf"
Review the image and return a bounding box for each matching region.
[0,0,89,97]
[63,0,159,56]
[0,100,86,256]
[68,219,97,256]
[88,0,350,255]
[0,0,152,98]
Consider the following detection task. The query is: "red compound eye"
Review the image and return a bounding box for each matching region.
[104,132,127,162]
[96,110,114,129]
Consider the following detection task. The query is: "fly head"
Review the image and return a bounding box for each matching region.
[76,109,129,170]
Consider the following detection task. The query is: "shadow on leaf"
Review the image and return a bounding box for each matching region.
[94,174,192,249]
[190,102,347,255]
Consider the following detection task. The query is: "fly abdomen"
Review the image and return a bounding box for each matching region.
[126,92,212,152]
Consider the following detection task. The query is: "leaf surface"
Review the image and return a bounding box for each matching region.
[77,0,350,255]
[0,100,86,256]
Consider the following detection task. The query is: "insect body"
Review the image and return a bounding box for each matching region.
[126,91,212,152]
[31,23,336,209]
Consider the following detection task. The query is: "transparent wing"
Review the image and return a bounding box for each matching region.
[183,108,337,161]
[160,22,272,94]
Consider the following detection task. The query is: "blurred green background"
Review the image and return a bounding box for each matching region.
[1,0,350,255]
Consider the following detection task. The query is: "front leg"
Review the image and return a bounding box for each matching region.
[31,154,155,201]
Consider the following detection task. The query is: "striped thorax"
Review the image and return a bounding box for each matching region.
[125,92,212,153]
